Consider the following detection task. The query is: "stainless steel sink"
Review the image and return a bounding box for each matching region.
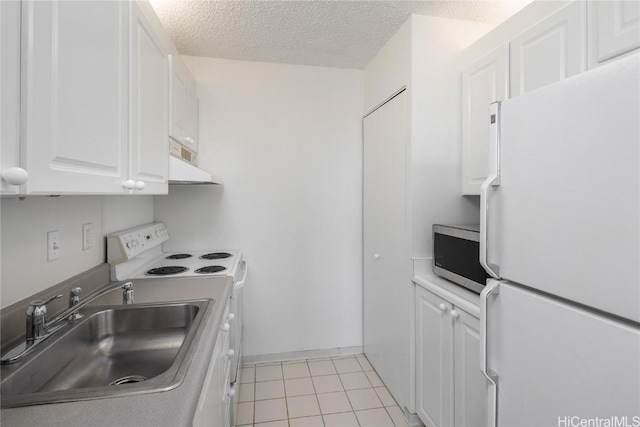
[1,300,212,408]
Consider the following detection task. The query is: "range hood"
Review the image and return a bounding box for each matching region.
[168,156,223,185]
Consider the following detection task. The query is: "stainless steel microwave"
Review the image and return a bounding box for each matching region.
[433,224,490,294]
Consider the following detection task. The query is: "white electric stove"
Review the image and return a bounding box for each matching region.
[106,222,247,426]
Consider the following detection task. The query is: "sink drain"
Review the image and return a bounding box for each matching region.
[109,375,147,386]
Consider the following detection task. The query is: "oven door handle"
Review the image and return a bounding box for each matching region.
[234,261,248,289]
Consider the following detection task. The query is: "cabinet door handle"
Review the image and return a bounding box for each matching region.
[438,303,447,312]
[123,179,136,190]
[134,181,146,190]
[1,167,28,185]
[184,136,195,145]
[227,312,236,321]
[373,253,380,260]
[449,309,459,319]
[227,349,235,357]
[221,322,230,332]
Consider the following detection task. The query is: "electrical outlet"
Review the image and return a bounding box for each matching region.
[47,230,61,261]
[82,223,93,251]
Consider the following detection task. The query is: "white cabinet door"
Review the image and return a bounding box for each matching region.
[363,90,410,409]
[453,308,486,427]
[510,1,586,97]
[21,0,129,194]
[415,286,454,427]
[461,45,508,195]
[588,0,640,68]
[169,54,198,153]
[193,334,225,427]
[1,0,23,195]
[129,2,168,195]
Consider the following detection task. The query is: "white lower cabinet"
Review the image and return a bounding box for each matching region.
[415,283,487,427]
[193,300,233,427]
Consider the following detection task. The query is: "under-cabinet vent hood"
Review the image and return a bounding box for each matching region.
[168,156,223,185]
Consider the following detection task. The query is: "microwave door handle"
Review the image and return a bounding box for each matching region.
[480,102,501,279]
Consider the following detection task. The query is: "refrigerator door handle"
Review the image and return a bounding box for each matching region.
[480,102,501,278]
[480,279,500,427]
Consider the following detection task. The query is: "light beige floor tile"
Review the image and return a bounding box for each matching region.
[289,415,324,427]
[285,377,315,397]
[339,371,371,390]
[283,362,311,379]
[241,366,256,384]
[365,370,384,387]
[323,411,360,427]
[306,357,331,362]
[308,360,337,376]
[355,408,395,427]
[386,405,409,427]
[286,395,321,418]
[356,355,374,371]
[333,358,362,374]
[374,386,397,407]
[237,401,255,425]
[256,365,284,382]
[312,374,343,394]
[255,398,288,423]
[255,420,289,427]
[317,391,352,414]
[256,380,286,400]
[239,382,255,402]
[346,388,383,411]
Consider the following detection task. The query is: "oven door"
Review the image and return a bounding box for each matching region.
[229,260,247,384]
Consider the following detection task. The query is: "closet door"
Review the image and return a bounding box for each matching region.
[363,90,409,407]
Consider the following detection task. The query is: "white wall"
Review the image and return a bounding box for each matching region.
[154,57,364,358]
[0,196,154,308]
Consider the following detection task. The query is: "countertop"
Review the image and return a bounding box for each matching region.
[413,274,481,317]
[0,275,233,427]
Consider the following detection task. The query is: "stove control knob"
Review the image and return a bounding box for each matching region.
[221,322,230,332]
[155,230,162,237]
[126,241,133,249]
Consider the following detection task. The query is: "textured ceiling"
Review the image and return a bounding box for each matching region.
[149,0,532,69]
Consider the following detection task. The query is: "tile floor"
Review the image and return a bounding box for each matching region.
[236,354,409,427]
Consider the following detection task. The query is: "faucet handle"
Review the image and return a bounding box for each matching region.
[122,282,134,304]
[27,294,62,315]
[70,287,82,296]
[68,287,84,320]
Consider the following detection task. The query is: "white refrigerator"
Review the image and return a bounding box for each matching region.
[479,53,640,427]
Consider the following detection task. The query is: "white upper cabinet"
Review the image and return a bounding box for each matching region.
[169,55,199,153]
[461,45,508,195]
[21,0,129,194]
[588,1,640,68]
[130,2,169,194]
[1,1,24,195]
[510,1,587,97]
[13,0,169,195]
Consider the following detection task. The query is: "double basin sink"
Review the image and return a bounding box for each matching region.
[1,299,211,408]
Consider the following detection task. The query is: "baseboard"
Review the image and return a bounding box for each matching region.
[242,346,363,365]
[405,408,425,427]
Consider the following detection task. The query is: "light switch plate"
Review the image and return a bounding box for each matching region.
[82,223,93,251]
[47,230,61,261]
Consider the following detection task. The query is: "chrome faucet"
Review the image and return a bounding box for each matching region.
[25,294,62,342]
[1,281,135,364]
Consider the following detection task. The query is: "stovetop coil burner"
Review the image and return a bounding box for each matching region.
[146,266,189,275]
[165,254,193,260]
[200,252,232,260]
[195,265,226,274]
